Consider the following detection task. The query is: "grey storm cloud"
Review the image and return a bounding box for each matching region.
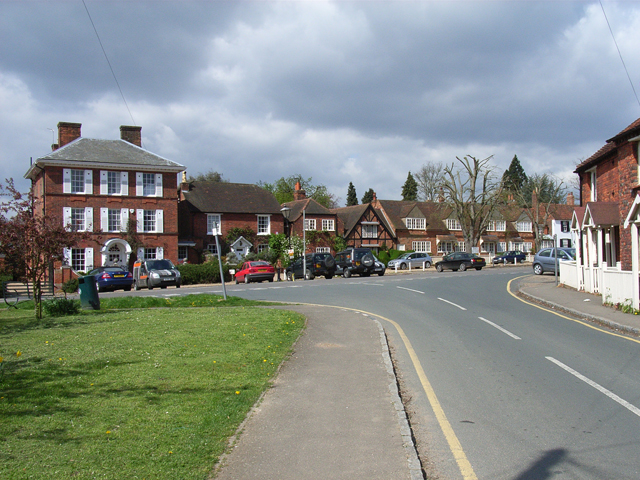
[1,1,640,202]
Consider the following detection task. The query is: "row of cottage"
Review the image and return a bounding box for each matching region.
[27,122,576,281]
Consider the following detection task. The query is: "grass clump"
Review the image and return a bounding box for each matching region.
[0,303,304,479]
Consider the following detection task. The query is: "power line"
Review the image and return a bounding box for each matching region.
[82,0,139,130]
[599,0,640,109]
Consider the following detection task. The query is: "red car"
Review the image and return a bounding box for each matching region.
[235,261,275,284]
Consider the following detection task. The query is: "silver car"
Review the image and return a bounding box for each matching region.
[532,247,576,275]
[387,252,432,270]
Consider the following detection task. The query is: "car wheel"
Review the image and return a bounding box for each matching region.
[325,275,333,280]
[533,264,543,275]
[436,264,443,272]
[286,271,293,282]
[268,277,273,282]
[459,263,467,272]
[134,281,140,291]
[344,269,352,278]
[324,257,336,269]
[148,285,153,290]
[176,284,181,288]
[378,271,385,276]
[476,267,482,271]
[235,276,239,284]
[400,262,408,270]
[244,275,250,284]
[305,271,314,280]
[425,261,431,268]
[362,272,371,277]
[161,286,167,289]
[124,286,132,292]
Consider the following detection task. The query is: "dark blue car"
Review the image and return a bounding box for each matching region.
[492,250,526,264]
[88,266,134,292]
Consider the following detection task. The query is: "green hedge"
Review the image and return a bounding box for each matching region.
[176,262,232,285]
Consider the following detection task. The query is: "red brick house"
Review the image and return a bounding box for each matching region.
[24,122,184,283]
[332,202,395,252]
[280,183,341,254]
[572,117,640,307]
[178,180,284,262]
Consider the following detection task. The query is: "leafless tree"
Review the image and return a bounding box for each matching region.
[441,156,503,253]
[415,162,445,202]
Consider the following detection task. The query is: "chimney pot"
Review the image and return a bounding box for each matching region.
[120,125,142,147]
[566,192,575,206]
[293,181,306,200]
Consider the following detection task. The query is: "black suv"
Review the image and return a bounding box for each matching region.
[286,253,336,280]
[334,248,376,278]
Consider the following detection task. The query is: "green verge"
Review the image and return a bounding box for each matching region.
[0,296,304,479]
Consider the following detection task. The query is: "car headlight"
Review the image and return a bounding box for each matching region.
[150,272,160,279]
[175,270,181,278]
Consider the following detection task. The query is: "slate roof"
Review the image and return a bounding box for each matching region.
[281,198,334,222]
[181,181,282,214]
[25,137,184,179]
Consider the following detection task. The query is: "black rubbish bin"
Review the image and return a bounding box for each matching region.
[78,275,100,310]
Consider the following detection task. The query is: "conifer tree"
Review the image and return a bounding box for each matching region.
[361,188,375,204]
[502,155,527,193]
[401,172,418,201]
[346,182,358,206]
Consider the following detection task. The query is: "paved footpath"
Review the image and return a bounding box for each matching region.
[213,304,421,480]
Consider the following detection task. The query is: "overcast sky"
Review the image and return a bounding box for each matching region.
[2,0,640,204]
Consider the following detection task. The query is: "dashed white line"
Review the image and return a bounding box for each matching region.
[478,317,521,340]
[397,286,425,294]
[547,357,640,418]
[437,297,467,310]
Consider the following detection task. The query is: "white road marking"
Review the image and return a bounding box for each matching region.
[397,286,425,294]
[478,317,521,340]
[437,297,467,310]
[547,357,640,418]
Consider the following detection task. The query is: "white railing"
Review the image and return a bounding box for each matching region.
[601,268,634,306]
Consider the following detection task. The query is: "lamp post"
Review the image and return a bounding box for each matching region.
[280,206,291,281]
[303,208,307,279]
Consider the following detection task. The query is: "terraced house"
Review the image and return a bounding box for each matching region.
[24,122,184,283]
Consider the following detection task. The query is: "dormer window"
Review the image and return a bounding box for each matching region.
[405,218,425,230]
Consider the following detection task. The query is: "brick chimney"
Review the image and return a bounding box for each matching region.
[293,181,306,200]
[120,125,142,147]
[566,191,575,206]
[180,171,190,193]
[57,122,82,149]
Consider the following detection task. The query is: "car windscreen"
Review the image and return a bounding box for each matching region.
[146,260,174,270]
[250,261,270,267]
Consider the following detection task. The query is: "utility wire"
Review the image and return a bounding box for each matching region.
[599,0,640,109]
[82,0,139,131]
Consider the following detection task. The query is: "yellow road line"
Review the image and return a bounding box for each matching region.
[507,276,640,345]
[297,302,478,480]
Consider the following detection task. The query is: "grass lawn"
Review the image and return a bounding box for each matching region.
[0,295,304,479]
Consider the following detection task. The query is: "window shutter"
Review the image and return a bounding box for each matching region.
[157,247,164,259]
[120,172,128,195]
[100,208,108,231]
[84,170,93,195]
[85,207,93,232]
[136,209,144,233]
[155,174,163,197]
[136,172,143,196]
[63,169,71,193]
[85,248,94,271]
[100,171,108,194]
[155,210,163,233]
[63,207,71,230]
[121,208,129,232]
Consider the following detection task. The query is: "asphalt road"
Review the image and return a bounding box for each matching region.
[105,267,640,479]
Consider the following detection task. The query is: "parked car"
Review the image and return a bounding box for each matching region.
[492,250,526,264]
[286,253,336,280]
[133,259,182,290]
[435,252,486,272]
[388,252,432,270]
[235,261,275,284]
[372,255,386,276]
[532,247,576,275]
[88,266,133,292]
[334,248,376,278]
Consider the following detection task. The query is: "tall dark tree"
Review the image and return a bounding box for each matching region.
[401,172,418,201]
[361,188,375,204]
[502,155,527,193]
[346,182,358,206]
